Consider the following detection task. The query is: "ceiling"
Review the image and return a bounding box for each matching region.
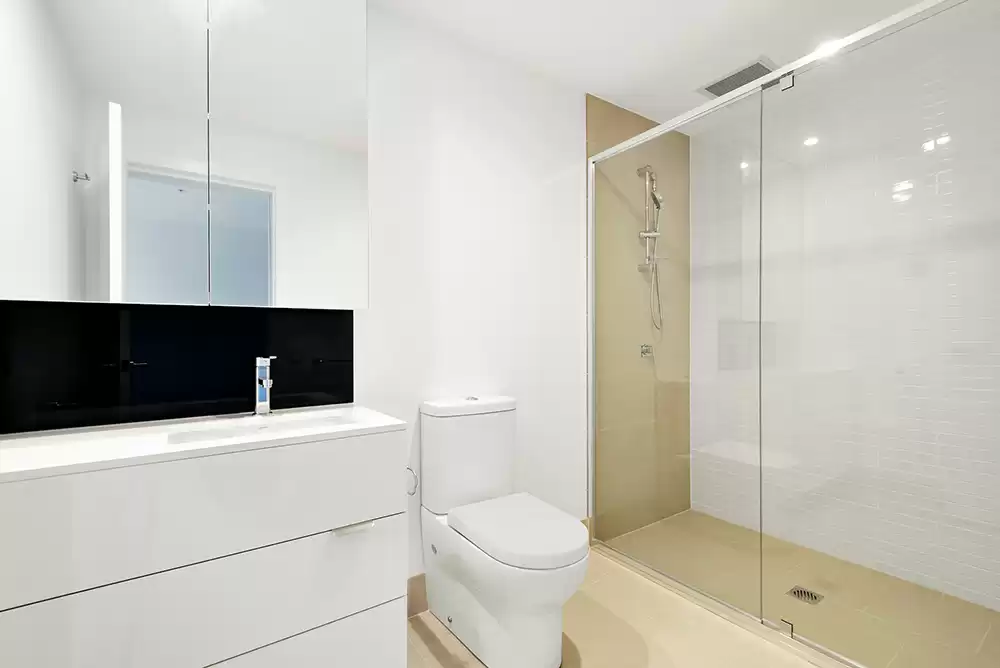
[674,0,997,167]
[43,0,934,152]
[371,0,917,123]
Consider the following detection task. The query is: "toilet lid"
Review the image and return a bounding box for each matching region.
[449,493,589,570]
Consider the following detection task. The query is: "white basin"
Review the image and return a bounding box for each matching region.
[167,414,349,444]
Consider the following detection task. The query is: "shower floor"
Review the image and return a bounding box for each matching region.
[605,511,1000,668]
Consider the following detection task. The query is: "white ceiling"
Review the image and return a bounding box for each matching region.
[675,0,997,167]
[44,0,929,153]
[371,0,917,123]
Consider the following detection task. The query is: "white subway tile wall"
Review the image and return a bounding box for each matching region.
[691,0,1000,614]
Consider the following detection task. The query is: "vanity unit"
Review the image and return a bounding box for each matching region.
[0,407,408,667]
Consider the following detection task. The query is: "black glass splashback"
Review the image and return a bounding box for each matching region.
[0,301,353,435]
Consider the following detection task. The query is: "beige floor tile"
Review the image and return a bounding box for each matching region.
[978,623,1000,665]
[764,591,903,668]
[562,589,659,668]
[590,556,813,668]
[607,512,764,616]
[583,548,624,585]
[414,553,820,668]
[643,616,820,668]
[408,613,483,668]
[887,636,990,668]
[772,547,885,613]
[408,639,427,668]
[603,511,1000,668]
[863,574,993,651]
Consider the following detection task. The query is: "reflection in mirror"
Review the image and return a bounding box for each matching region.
[0,0,208,304]
[209,0,369,309]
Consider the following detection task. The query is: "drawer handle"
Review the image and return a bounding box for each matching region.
[332,519,376,536]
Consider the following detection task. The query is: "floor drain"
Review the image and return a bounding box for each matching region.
[787,585,824,605]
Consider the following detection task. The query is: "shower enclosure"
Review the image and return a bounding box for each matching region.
[587,1,1000,666]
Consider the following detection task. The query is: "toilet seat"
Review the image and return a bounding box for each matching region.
[448,493,589,570]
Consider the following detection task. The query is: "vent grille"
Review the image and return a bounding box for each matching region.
[702,60,774,98]
[787,585,824,605]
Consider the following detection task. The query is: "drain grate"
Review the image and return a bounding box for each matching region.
[786,585,824,605]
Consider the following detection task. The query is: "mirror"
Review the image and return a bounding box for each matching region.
[1,0,209,305]
[0,0,368,309]
[209,0,369,309]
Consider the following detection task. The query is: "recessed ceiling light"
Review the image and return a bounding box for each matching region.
[803,137,819,147]
[813,39,844,59]
[936,134,951,145]
[740,162,749,170]
[893,180,914,193]
[892,192,912,203]
[922,140,936,152]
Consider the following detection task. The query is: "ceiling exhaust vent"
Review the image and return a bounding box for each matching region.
[701,58,775,98]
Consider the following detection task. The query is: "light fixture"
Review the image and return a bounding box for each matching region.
[936,134,951,145]
[922,140,936,152]
[740,161,749,170]
[813,39,844,59]
[803,137,819,147]
[893,180,914,193]
[892,192,912,203]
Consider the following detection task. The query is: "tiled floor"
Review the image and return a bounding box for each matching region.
[607,510,1000,668]
[408,550,837,668]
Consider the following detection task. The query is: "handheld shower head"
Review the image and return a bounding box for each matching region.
[637,166,663,209]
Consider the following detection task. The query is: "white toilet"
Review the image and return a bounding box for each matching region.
[419,396,589,668]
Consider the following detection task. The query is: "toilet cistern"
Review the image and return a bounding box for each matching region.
[254,356,277,415]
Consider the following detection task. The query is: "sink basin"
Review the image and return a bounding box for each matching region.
[167,414,349,445]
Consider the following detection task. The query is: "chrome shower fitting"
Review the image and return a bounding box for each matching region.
[637,166,664,331]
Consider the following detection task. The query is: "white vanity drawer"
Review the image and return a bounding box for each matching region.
[220,597,406,667]
[0,512,406,668]
[0,429,406,612]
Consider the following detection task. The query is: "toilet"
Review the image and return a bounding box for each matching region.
[419,396,589,668]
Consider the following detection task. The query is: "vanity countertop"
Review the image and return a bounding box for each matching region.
[0,406,406,483]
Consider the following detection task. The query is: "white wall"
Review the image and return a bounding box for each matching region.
[357,9,588,576]
[0,0,82,301]
[123,110,369,309]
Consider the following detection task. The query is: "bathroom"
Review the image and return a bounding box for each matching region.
[0,0,997,667]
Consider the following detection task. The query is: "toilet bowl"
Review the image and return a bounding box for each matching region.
[419,397,589,668]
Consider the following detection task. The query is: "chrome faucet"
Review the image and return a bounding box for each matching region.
[255,356,277,415]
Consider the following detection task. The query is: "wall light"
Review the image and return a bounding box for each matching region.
[803,137,819,147]
[922,140,936,152]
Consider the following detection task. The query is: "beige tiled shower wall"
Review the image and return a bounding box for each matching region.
[587,95,691,541]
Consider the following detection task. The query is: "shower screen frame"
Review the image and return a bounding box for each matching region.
[587,0,966,523]
[584,0,971,658]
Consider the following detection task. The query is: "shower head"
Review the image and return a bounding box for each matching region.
[637,166,663,210]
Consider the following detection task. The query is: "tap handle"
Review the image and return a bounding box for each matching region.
[256,355,277,367]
